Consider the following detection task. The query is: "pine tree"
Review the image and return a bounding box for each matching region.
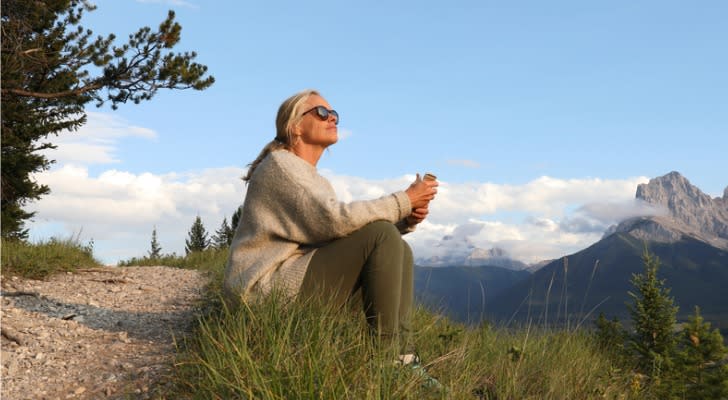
[626,249,679,382]
[211,217,234,249]
[1,1,214,239]
[594,312,626,355]
[231,207,242,232]
[674,306,728,399]
[185,216,209,254]
[148,227,162,259]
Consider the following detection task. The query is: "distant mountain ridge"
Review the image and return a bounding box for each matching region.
[419,246,530,270]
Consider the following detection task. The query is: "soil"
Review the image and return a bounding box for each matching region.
[1,266,208,399]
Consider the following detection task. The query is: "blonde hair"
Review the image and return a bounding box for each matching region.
[243,89,320,182]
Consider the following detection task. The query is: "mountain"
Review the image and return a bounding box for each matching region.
[487,233,728,325]
[414,264,530,323]
[486,172,728,332]
[606,171,728,250]
[419,246,529,270]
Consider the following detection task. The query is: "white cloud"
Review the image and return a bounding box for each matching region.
[28,111,244,263]
[559,199,667,234]
[28,167,651,265]
[408,176,653,263]
[321,172,650,264]
[576,199,667,222]
[40,112,157,165]
[26,113,653,266]
[28,164,247,263]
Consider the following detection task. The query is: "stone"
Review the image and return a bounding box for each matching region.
[612,171,728,250]
[1,266,207,399]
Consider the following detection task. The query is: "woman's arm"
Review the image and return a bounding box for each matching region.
[257,152,412,244]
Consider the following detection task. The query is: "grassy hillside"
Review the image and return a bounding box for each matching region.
[5,238,715,398]
[168,260,651,399]
[173,289,641,399]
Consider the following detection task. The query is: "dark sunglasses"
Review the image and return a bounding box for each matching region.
[302,106,339,125]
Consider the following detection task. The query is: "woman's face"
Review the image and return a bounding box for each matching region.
[295,94,338,149]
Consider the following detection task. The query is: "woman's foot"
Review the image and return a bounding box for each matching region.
[396,353,445,390]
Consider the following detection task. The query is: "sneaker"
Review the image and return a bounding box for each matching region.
[396,353,445,390]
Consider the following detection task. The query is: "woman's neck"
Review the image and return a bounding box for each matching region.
[291,144,325,167]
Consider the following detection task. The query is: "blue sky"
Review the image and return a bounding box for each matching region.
[28,0,727,265]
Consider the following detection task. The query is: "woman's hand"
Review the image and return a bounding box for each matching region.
[406,205,429,226]
[405,173,438,210]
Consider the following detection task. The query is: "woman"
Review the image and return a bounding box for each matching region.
[224,89,438,360]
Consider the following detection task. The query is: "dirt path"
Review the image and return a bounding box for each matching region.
[1,266,208,399]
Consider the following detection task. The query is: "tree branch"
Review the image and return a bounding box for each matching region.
[1,84,102,99]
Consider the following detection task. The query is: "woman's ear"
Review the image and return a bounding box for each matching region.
[292,121,302,136]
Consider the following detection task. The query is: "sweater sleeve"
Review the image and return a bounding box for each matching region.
[268,152,412,244]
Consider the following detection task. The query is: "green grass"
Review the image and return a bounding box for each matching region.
[1,236,101,279]
[0,239,658,398]
[169,265,646,400]
[118,248,227,271]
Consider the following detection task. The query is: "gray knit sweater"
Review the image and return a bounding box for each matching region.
[223,150,413,301]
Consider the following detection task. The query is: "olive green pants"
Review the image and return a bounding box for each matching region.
[300,221,414,341]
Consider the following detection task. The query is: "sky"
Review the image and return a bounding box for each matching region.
[27,0,727,266]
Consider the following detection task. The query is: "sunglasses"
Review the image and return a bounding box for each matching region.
[302,106,339,125]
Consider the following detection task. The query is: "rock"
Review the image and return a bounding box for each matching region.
[613,171,728,249]
[1,266,207,399]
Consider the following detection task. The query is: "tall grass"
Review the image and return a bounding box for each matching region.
[1,236,101,279]
[0,240,665,398]
[176,293,418,399]
[1,237,646,398]
[171,281,642,399]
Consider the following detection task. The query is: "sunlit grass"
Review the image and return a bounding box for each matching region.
[169,272,642,400]
[1,236,101,279]
[0,238,652,398]
[118,247,228,272]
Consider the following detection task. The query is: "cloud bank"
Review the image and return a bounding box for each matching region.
[28,112,652,265]
[39,111,156,165]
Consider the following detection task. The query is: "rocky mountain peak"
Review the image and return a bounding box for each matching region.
[616,171,728,249]
[636,171,716,222]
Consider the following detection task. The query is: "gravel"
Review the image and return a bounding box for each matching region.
[1,266,208,399]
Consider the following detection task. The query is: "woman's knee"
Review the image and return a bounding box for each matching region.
[358,221,404,274]
[361,220,400,242]
[402,240,413,260]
